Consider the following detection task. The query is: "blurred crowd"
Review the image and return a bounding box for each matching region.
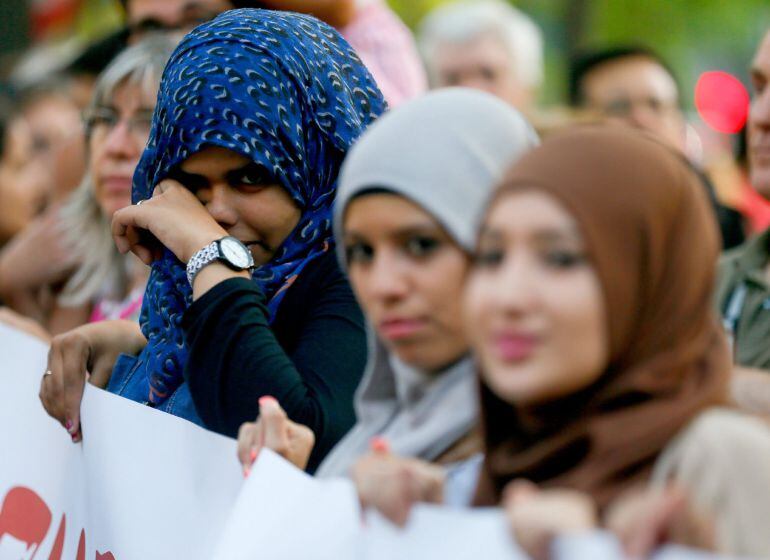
[2,1,770,558]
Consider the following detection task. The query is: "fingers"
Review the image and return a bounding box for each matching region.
[259,396,290,457]
[237,421,260,475]
[383,468,418,527]
[39,333,89,443]
[370,436,390,454]
[59,336,89,443]
[606,486,681,559]
[112,205,150,255]
[503,485,597,560]
[287,423,316,470]
[40,343,65,424]
[412,462,446,505]
[111,205,162,264]
[352,452,440,528]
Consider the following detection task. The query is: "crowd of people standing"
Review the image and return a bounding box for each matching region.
[1,0,770,557]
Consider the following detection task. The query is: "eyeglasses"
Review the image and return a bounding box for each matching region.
[602,96,680,118]
[83,107,154,143]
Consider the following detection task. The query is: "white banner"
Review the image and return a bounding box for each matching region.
[0,324,753,560]
[0,324,242,559]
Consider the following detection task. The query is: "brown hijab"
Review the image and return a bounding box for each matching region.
[473,126,731,509]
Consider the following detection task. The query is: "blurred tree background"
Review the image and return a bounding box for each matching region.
[390,0,770,107]
[2,0,769,107]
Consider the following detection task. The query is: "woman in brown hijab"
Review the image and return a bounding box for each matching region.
[465,126,770,557]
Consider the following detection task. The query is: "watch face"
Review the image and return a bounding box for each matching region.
[220,237,252,269]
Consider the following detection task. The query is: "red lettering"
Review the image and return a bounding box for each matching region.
[47,514,65,560]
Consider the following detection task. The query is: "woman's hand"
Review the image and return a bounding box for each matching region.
[351,439,446,527]
[237,396,316,475]
[503,481,597,560]
[111,180,227,265]
[604,485,716,558]
[39,320,147,442]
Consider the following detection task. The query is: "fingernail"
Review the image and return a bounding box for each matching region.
[370,436,389,453]
[65,420,74,433]
[243,466,251,478]
[249,447,258,464]
[259,396,277,406]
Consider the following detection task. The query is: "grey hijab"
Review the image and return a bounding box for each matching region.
[317,88,539,477]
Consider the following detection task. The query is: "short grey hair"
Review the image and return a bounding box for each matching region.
[58,35,175,307]
[419,0,544,91]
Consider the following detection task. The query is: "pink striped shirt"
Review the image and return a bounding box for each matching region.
[340,0,427,108]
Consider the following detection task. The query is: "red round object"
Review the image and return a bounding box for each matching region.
[695,71,750,134]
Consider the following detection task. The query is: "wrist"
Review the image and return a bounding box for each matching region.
[186,236,254,289]
[182,231,226,263]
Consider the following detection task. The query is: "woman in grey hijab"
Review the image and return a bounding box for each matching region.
[236,88,538,486]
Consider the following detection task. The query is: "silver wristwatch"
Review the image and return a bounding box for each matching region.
[186,236,255,287]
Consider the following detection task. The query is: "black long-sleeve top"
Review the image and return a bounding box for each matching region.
[181,251,367,471]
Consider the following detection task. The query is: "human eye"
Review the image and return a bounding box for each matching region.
[345,241,373,264]
[473,246,504,268]
[132,111,155,132]
[231,165,271,191]
[85,108,117,130]
[404,235,440,258]
[479,66,498,82]
[473,233,504,268]
[605,98,631,116]
[543,248,587,269]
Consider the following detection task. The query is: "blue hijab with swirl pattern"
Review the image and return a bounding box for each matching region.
[120,9,386,411]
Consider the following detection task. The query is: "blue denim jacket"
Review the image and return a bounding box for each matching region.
[107,353,203,425]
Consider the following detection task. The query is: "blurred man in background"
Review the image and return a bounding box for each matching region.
[569,47,685,152]
[717,30,770,404]
[570,46,746,250]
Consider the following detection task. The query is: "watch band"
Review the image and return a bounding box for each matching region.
[186,241,220,287]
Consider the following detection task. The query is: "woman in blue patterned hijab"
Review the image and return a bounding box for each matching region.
[104,8,386,443]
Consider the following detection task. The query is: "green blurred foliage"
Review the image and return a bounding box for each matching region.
[388,0,770,107]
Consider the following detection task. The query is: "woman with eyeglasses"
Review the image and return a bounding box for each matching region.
[0,36,175,341]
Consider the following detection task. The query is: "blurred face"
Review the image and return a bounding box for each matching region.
[749,31,770,198]
[175,146,301,267]
[23,93,86,203]
[127,0,232,42]
[431,34,534,111]
[343,193,470,372]
[88,81,155,218]
[0,117,49,243]
[581,56,685,152]
[464,191,608,406]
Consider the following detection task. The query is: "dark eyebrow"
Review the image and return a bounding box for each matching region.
[167,167,209,192]
[391,223,446,238]
[477,226,582,243]
[224,162,274,185]
[531,229,583,243]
